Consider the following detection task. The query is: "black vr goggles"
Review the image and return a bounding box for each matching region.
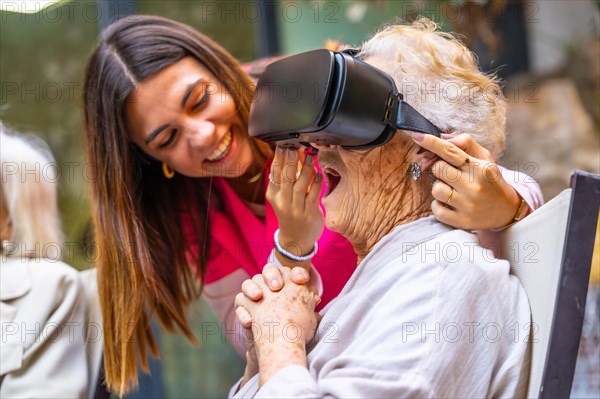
[248,49,441,149]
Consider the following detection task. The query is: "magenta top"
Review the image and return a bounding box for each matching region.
[181,163,358,309]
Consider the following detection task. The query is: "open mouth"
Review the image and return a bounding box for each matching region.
[206,130,233,162]
[323,166,341,196]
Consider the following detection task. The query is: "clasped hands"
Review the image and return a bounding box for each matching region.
[234,264,321,386]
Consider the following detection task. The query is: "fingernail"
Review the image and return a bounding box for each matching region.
[249,288,260,297]
[315,173,322,183]
[410,132,425,142]
[270,279,282,290]
[305,153,314,166]
[287,149,297,159]
[236,308,250,324]
[440,133,453,139]
[276,146,285,155]
[293,269,307,280]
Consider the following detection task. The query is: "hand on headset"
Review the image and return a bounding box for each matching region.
[411,132,523,230]
[266,146,325,268]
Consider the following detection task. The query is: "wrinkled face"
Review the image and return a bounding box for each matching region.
[126,57,254,178]
[317,133,413,240]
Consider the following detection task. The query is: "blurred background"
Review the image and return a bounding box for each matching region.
[1,0,598,397]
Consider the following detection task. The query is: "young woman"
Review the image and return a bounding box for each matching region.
[82,15,542,395]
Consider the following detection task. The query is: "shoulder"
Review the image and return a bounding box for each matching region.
[434,229,513,285]
[402,228,510,276]
[380,229,494,282]
[26,259,82,290]
[405,230,529,333]
[1,258,83,305]
[377,228,521,317]
[406,229,520,300]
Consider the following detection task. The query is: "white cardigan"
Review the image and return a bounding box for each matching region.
[233,216,531,398]
[0,257,92,397]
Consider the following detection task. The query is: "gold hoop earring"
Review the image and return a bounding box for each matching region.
[162,162,175,179]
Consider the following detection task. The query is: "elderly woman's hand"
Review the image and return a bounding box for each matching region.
[235,266,320,385]
[267,147,324,266]
[238,264,312,305]
[411,132,522,230]
[235,265,314,388]
[235,264,312,325]
[235,266,320,335]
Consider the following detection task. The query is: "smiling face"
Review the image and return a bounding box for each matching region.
[126,57,255,178]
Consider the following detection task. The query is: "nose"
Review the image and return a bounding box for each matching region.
[184,119,217,151]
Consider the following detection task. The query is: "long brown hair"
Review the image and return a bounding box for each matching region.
[82,15,257,395]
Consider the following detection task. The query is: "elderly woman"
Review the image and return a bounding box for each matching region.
[232,19,530,398]
[0,123,91,397]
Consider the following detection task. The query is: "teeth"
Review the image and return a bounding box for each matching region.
[207,131,232,161]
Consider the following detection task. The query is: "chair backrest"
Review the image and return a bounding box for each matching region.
[498,170,600,398]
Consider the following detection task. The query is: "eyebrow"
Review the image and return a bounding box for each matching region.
[144,78,204,145]
[181,78,203,108]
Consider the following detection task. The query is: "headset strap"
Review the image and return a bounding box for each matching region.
[395,98,441,137]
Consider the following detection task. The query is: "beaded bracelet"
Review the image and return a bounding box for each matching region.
[273,229,318,262]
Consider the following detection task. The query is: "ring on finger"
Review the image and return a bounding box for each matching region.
[445,187,455,206]
[458,158,470,169]
[268,173,279,186]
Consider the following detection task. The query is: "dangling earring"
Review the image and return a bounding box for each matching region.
[409,162,421,181]
[162,162,175,179]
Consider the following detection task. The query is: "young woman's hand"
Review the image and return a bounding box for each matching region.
[411,132,522,230]
[266,147,324,262]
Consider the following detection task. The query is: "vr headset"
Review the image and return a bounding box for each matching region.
[248,49,441,149]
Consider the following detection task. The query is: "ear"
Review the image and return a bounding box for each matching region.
[408,142,438,172]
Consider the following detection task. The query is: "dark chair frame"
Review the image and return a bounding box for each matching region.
[539,170,599,398]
